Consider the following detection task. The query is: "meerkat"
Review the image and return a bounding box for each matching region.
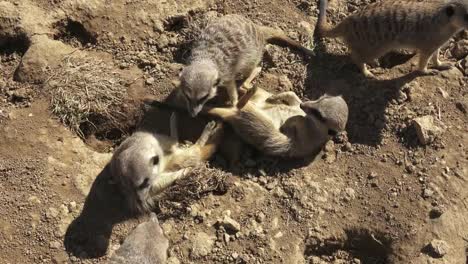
[200,86,349,158]
[179,14,314,117]
[109,113,223,213]
[109,213,169,264]
[314,0,468,77]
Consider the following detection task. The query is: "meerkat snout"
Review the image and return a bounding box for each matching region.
[300,95,349,135]
[448,1,468,28]
[179,62,220,117]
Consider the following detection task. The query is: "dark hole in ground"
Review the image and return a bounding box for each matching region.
[0,33,31,55]
[164,14,189,32]
[54,19,97,46]
[305,228,392,264]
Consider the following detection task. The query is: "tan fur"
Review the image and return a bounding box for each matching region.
[179,14,314,117]
[109,115,223,213]
[315,0,468,77]
[202,87,349,158]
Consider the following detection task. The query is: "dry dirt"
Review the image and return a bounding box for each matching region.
[1,0,467,263]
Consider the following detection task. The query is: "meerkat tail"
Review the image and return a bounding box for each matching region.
[260,26,314,56]
[230,107,295,157]
[314,0,341,38]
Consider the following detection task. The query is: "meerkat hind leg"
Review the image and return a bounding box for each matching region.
[266,91,302,106]
[242,66,262,89]
[416,50,438,75]
[431,48,452,70]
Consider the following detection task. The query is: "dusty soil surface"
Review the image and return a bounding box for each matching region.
[1,0,467,263]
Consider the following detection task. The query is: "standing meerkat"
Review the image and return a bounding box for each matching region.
[109,213,168,264]
[314,0,468,77]
[179,14,314,117]
[109,113,223,213]
[201,87,349,158]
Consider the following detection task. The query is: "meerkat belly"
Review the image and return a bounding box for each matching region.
[263,105,305,129]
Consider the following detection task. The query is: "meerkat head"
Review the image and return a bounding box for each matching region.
[300,95,349,137]
[110,133,165,213]
[179,61,220,117]
[444,0,468,29]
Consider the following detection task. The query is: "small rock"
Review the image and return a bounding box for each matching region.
[324,140,335,153]
[343,187,356,202]
[232,252,239,259]
[429,206,445,219]
[46,207,59,219]
[219,216,241,234]
[28,196,41,205]
[49,241,61,249]
[298,21,313,35]
[146,77,155,85]
[166,257,181,264]
[412,116,444,145]
[278,75,293,91]
[343,142,353,152]
[455,100,467,115]
[68,201,77,212]
[190,232,215,258]
[256,212,266,223]
[368,172,378,179]
[452,39,468,60]
[423,188,434,198]
[0,79,6,90]
[426,239,449,258]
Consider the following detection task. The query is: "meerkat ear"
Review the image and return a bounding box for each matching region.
[445,5,455,17]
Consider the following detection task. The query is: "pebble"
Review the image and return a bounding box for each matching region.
[429,206,444,219]
[412,116,444,145]
[219,216,241,234]
[46,207,59,219]
[145,77,155,85]
[368,172,378,179]
[49,241,61,249]
[422,188,434,199]
[191,232,215,258]
[427,239,449,258]
[68,201,77,212]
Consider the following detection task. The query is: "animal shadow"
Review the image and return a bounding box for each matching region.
[305,47,419,146]
[64,165,133,258]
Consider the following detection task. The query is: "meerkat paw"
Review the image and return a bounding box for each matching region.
[433,63,453,71]
[362,69,376,79]
[417,68,437,76]
[198,121,223,146]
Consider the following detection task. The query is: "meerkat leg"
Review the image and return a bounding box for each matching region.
[225,80,238,107]
[242,67,262,89]
[431,48,452,70]
[266,91,302,106]
[417,50,437,75]
[169,112,179,141]
[350,52,374,78]
[196,121,224,161]
[202,106,238,120]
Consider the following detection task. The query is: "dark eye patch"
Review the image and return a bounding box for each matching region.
[306,107,326,123]
[139,177,150,190]
[197,94,210,104]
[152,156,159,165]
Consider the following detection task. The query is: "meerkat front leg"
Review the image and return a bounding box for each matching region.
[431,48,452,70]
[225,80,238,107]
[169,112,179,141]
[196,121,224,161]
[266,91,302,106]
[417,50,438,75]
[242,67,262,89]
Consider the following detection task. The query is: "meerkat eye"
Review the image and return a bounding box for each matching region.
[151,156,160,165]
[139,177,150,190]
[445,6,455,17]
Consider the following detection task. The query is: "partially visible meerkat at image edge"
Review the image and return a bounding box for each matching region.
[179,14,314,117]
[315,0,468,78]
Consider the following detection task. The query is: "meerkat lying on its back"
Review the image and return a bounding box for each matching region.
[110,114,223,213]
[202,87,348,158]
[109,213,168,264]
[180,14,314,117]
[315,0,468,77]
